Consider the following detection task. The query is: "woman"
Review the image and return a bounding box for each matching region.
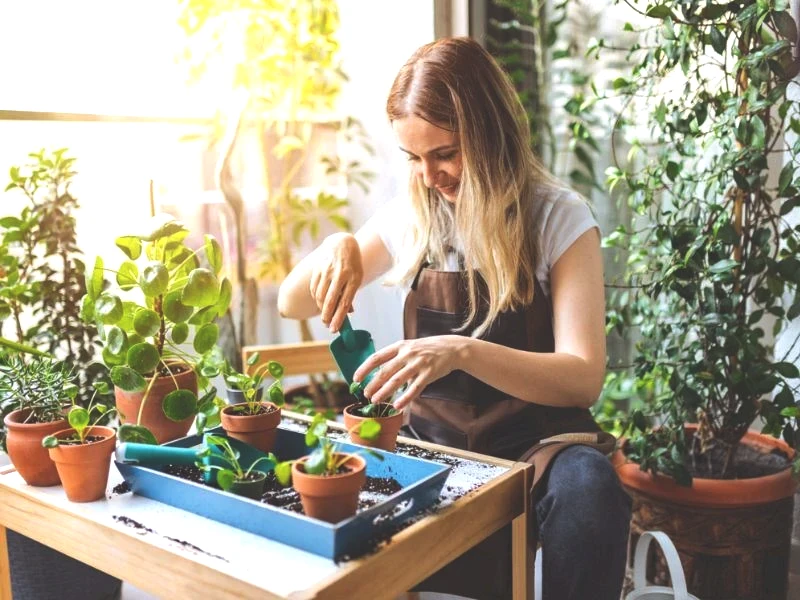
[278,37,631,600]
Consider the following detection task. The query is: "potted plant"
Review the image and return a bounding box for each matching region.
[81,214,230,444]
[602,3,800,598]
[195,433,277,500]
[0,353,72,486]
[275,413,382,523]
[218,353,285,453]
[343,383,402,452]
[42,397,116,503]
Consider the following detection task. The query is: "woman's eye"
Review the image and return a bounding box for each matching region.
[406,155,420,162]
[435,152,457,161]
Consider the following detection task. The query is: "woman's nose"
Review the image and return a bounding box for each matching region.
[419,160,437,188]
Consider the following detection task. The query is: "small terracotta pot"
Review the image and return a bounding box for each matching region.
[220,402,281,453]
[292,453,366,523]
[3,409,67,486]
[115,364,197,444]
[47,426,116,502]
[343,403,403,452]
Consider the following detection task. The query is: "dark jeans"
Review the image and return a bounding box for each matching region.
[414,445,632,600]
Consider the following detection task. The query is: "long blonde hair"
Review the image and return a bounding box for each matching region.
[386,37,558,337]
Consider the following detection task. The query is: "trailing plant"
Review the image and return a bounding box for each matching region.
[196,433,276,491]
[1,149,107,407]
[80,214,230,439]
[274,412,382,485]
[604,0,800,483]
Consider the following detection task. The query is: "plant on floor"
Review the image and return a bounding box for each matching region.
[196,434,276,493]
[81,214,230,442]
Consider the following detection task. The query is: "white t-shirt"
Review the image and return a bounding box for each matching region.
[365,185,598,300]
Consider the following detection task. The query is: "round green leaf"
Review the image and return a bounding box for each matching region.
[274,462,292,486]
[162,389,197,422]
[110,366,147,392]
[86,256,104,300]
[102,346,126,367]
[106,326,128,356]
[171,322,189,344]
[118,424,158,445]
[127,333,145,347]
[204,235,223,275]
[193,323,219,354]
[127,342,160,374]
[268,384,284,406]
[96,293,123,324]
[163,290,193,323]
[304,448,327,475]
[188,306,217,326]
[79,294,95,323]
[42,435,59,449]
[133,308,160,337]
[116,261,139,290]
[358,418,381,441]
[216,469,235,491]
[115,236,142,260]
[181,268,220,308]
[215,277,232,317]
[140,262,169,297]
[68,406,90,432]
[267,361,284,379]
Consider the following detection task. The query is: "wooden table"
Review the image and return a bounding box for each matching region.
[0,429,533,600]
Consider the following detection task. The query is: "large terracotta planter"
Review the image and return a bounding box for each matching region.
[47,426,116,502]
[292,453,366,523]
[343,403,403,452]
[220,402,281,453]
[613,427,797,600]
[4,409,67,486]
[115,364,197,444]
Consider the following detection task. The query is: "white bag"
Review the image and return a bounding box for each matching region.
[625,531,701,600]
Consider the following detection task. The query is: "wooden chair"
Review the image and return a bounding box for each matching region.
[241,340,336,378]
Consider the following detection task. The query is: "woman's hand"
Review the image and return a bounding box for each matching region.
[353,335,470,410]
[309,233,364,332]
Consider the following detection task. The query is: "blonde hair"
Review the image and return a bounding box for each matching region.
[386,37,559,336]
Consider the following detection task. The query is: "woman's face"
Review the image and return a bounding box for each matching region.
[393,116,462,202]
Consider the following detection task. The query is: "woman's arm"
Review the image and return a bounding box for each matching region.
[357,228,606,410]
[277,222,394,333]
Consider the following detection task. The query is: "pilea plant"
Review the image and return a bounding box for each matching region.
[274,413,382,485]
[347,381,400,418]
[81,215,230,441]
[222,353,285,415]
[196,434,276,492]
[41,390,114,447]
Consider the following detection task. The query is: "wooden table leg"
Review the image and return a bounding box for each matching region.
[512,461,535,600]
[0,526,12,600]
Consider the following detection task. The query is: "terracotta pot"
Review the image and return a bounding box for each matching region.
[220,402,281,453]
[613,426,797,600]
[343,403,403,451]
[47,426,116,502]
[292,453,366,523]
[3,409,67,486]
[115,364,197,444]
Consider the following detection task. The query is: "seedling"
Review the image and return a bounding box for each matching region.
[42,383,115,447]
[274,413,383,485]
[223,354,285,416]
[198,434,276,491]
[348,382,400,418]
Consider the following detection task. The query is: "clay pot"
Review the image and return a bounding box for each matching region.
[343,403,403,452]
[292,453,366,523]
[220,402,281,453]
[47,426,116,502]
[115,364,197,444]
[613,426,797,600]
[3,409,67,486]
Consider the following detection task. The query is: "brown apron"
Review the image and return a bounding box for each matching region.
[404,264,615,599]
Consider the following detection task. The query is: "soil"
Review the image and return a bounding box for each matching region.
[152,363,190,377]
[687,439,791,479]
[224,403,276,417]
[161,464,403,515]
[112,515,227,562]
[111,481,131,495]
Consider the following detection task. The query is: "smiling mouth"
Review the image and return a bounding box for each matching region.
[437,183,459,195]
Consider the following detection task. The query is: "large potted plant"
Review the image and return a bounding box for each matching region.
[81,214,230,444]
[603,2,800,598]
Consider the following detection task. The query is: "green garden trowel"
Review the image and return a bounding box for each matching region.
[329,316,377,398]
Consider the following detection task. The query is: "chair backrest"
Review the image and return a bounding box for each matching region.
[241,341,337,377]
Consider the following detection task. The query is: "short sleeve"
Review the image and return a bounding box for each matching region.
[540,191,599,271]
[361,196,411,261]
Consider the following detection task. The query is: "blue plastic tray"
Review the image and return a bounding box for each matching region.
[114,425,450,560]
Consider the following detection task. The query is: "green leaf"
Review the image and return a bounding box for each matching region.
[304,448,327,475]
[42,435,59,449]
[275,461,293,486]
[163,290,193,323]
[106,326,128,356]
[774,362,800,378]
[96,293,123,324]
[188,305,217,326]
[127,342,160,374]
[215,277,232,317]
[646,5,675,19]
[181,268,219,307]
[116,261,139,291]
[68,406,90,433]
[358,419,381,441]
[162,389,197,421]
[193,323,219,354]
[709,26,726,54]
[267,361,284,379]
[115,236,142,260]
[140,262,169,297]
[216,469,236,491]
[79,294,95,323]
[709,259,738,274]
[86,257,104,300]
[204,235,223,275]
[171,322,189,344]
[133,309,161,337]
[117,424,158,445]
[110,366,147,391]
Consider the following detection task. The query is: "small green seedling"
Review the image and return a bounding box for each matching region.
[198,434,276,491]
[42,382,115,448]
[224,354,285,416]
[348,382,400,418]
[274,413,383,486]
